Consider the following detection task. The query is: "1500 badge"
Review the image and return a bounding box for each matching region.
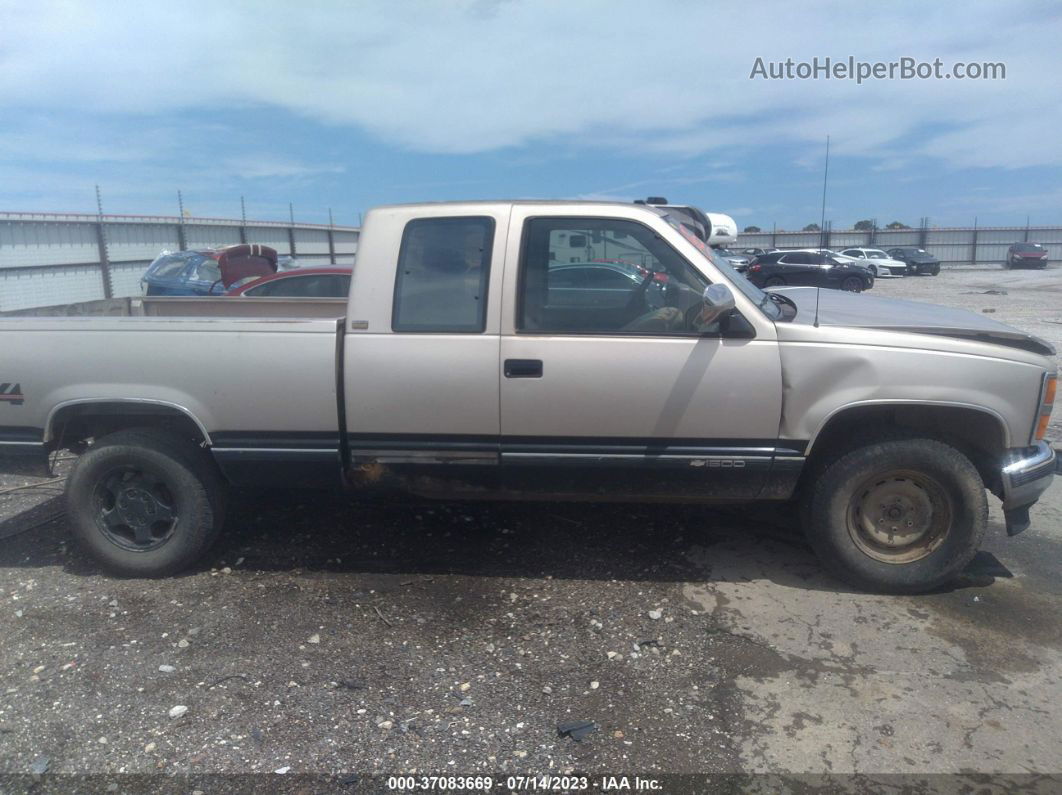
[0,383,24,406]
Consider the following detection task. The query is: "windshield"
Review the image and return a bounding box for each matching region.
[1013,243,1044,252]
[666,215,781,320]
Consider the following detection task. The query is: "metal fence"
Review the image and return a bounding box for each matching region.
[3,212,1059,312]
[0,212,360,312]
[734,223,1062,266]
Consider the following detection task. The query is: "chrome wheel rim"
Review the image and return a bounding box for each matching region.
[846,469,951,564]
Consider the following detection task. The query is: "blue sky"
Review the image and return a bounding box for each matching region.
[2,1,1061,230]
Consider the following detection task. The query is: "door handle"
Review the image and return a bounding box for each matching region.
[504,359,543,378]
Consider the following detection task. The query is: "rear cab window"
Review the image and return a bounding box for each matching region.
[392,217,495,332]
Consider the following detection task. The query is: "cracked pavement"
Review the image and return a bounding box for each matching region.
[0,267,1059,782]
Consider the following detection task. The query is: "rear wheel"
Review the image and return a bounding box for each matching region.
[840,276,864,292]
[802,437,986,593]
[931,265,941,276]
[764,276,786,287]
[66,429,226,577]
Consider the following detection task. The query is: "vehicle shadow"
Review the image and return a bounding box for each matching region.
[0,487,1007,595]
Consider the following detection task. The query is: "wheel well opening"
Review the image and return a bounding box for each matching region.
[49,403,208,452]
[806,404,1006,497]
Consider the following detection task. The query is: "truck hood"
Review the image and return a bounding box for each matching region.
[772,286,1056,356]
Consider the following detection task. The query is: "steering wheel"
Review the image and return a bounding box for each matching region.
[624,271,657,313]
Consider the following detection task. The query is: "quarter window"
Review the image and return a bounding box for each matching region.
[392,217,494,333]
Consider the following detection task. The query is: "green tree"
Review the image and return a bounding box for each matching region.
[853,219,875,231]
[802,223,821,232]
[743,225,761,233]
[885,221,910,230]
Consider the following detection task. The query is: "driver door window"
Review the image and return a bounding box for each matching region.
[518,217,710,335]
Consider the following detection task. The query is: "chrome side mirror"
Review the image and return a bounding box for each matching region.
[699,284,736,325]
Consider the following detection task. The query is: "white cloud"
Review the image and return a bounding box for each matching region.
[0,1,1059,171]
[222,157,345,180]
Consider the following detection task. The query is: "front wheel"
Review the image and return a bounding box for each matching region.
[840,276,864,292]
[66,429,226,577]
[868,264,878,277]
[802,438,986,593]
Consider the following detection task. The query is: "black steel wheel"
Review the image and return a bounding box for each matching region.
[93,466,179,551]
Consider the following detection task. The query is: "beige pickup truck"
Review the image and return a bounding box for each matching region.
[0,201,1056,592]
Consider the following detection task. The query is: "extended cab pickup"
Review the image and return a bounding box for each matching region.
[0,201,1056,592]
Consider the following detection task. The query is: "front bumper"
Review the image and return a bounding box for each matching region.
[1001,441,1057,535]
[875,266,906,278]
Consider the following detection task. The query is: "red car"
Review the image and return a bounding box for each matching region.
[226,266,352,297]
[1006,243,1049,269]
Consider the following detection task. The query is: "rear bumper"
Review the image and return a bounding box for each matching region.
[1001,441,1057,535]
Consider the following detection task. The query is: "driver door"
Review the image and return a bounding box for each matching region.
[498,210,784,500]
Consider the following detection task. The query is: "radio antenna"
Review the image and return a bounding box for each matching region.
[813,287,822,328]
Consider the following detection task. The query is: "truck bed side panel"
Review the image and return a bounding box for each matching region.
[0,317,340,484]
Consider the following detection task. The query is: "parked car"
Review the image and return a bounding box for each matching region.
[778,248,860,264]
[715,248,751,269]
[545,260,669,309]
[227,266,352,297]
[885,247,941,276]
[141,244,278,295]
[1005,243,1049,269]
[741,248,776,258]
[141,250,224,296]
[840,248,908,277]
[1,200,1055,594]
[745,250,874,292]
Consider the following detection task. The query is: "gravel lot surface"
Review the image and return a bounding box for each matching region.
[1,265,1060,790]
